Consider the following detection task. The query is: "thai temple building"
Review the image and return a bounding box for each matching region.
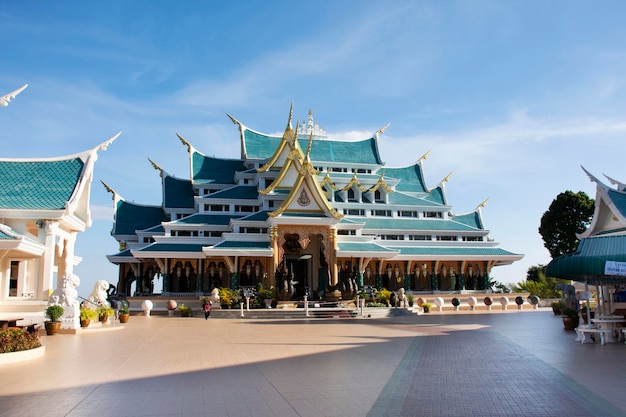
[547,168,626,315]
[106,107,523,300]
[0,135,117,316]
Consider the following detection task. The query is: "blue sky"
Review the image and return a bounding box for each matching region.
[2,1,626,296]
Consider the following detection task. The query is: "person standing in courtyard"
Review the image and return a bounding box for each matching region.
[204,300,211,319]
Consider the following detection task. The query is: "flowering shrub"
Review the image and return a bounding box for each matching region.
[219,287,240,307]
[0,328,41,354]
[366,302,387,307]
[377,288,392,306]
[178,304,192,316]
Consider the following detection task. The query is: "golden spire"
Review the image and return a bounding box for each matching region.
[286,102,294,130]
[305,131,313,161]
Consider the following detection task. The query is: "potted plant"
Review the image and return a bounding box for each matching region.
[118,304,130,323]
[97,306,114,323]
[406,293,414,307]
[421,302,433,313]
[551,300,565,315]
[257,287,276,308]
[79,308,97,328]
[45,305,64,335]
[178,304,192,317]
[561,307,580,330]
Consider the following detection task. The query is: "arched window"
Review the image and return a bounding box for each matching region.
[374,189,384,203]
[347,188,357,202]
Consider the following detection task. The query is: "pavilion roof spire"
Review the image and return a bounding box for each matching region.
[0,84,28,107]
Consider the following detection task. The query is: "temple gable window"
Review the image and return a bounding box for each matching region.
[347,188,358,202]
[344,208,365,216]
[409,235,432,240]
[463,236,483,242]
[172,230,198,237]
[424,211,443,218]
[399,210,419,218]
[205,204,228,212]
[371,209,392,217]
[241,227,267,234]
[380,234,404,240]
[436,235,457,241]
[235,205,256,213]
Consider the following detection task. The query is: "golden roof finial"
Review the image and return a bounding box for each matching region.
[375,123,390,138]
[477,198,489,209]
[226,113,241,126]
[100,180,117,200]
[148,158,164,177]
[176,133,192,153]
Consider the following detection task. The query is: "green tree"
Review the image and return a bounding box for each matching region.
[539,190,594,258]
[512,264,568,298]
[513,279,562,299]
[526,264,545,282]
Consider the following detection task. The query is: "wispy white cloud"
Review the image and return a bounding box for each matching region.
[90,204,114,221]
[381,111,626,172]
[170,3,441,108]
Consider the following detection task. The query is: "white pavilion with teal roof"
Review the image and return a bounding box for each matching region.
[0,136,117,316]
[106,107,522,299]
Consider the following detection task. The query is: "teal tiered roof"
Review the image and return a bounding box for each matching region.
[243,129,383,165]
[191,151,247,184]
[113,200,169,235]
[0,158,83,210]
[163,176,195,209]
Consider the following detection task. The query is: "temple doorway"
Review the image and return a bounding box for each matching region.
[285,255,311,299]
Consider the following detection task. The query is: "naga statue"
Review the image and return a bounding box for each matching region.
[275,263,295,301]
[339,263,358,300]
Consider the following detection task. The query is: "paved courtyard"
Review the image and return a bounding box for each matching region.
[1,309,625,417]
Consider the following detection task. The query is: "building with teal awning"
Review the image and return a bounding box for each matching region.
[546,168,626,314]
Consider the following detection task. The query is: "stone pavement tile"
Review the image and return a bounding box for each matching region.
[367,323,626,417]
[2,311,625,417]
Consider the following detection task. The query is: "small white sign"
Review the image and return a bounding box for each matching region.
[605,261,626,276]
